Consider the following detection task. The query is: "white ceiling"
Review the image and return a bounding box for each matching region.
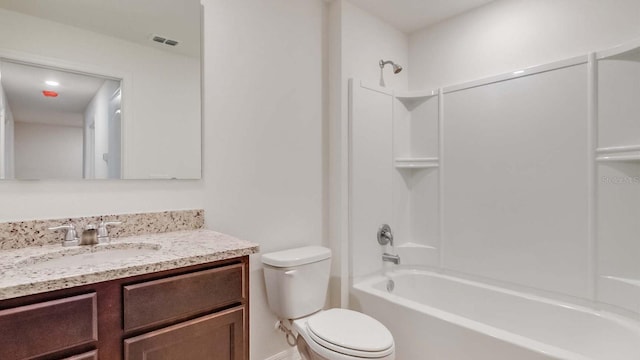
[347,0,495,33]
[1,60,110,127]
[0,0,201,58]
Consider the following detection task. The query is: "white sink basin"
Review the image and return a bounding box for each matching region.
[17,243,161,270]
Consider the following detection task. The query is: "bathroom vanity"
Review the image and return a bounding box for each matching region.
[0,229,258,360]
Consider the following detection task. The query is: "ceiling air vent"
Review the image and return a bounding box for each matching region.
[150,34,179,47]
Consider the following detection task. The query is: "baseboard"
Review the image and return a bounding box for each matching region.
[263,347,301,360]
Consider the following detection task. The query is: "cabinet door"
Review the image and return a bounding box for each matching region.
[124,307,245,360]
[0,293,97,360]
[123,264,244,332]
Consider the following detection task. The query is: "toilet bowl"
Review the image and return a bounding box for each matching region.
[293,309,395,360]
[261,246,395,360]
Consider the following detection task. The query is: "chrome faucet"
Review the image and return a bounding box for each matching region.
[382,253,400,265]
[48,224,80,247]
[49,221,121,246]
[98,221,122,243]
[81,224,99,245]
[378,224,399,264]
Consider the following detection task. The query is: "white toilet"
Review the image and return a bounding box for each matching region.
[262,246,395,360]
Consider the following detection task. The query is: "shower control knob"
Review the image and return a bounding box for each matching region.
[377,224,394,246]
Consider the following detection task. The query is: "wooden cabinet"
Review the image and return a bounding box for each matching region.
[124,307,245,360]
[0,256,249,360]
[123,264,244,332]
[0,293,97,360]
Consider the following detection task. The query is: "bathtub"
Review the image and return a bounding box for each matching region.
[351,269,640,360]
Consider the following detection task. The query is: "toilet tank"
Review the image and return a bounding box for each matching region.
[262,246,332,319]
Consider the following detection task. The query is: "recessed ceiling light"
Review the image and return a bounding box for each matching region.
[45,80,59,86]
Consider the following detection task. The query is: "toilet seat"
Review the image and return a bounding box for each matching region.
[300,309,394,359]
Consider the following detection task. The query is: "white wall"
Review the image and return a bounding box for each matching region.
[0,8,203,221]
[328,0,409,306]
[409,0,640,90]
[0,8,201,179]
[0,82,13,179]
[202,0,327,359]
[14,122,83,179]
[4,107,14,179]
[0,84,6,179]
[341,1,409,90]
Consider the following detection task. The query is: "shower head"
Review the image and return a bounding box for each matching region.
[379,60,403,74]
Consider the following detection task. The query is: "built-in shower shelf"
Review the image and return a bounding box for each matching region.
[596,145,640,163]
[396,242,436,250]
[395,242,439,267]
[395,90,438,108]
[603,276,640,287]
[395,157,439,169]
[395,90,438,99]
[596,39,640,61]
[597,154,640,162]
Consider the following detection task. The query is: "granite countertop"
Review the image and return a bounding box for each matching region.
[0,229,259,301]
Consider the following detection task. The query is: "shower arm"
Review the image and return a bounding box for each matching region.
[379,59,403,74]
[379,60,394,68]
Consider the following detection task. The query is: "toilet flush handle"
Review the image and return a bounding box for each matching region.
[285,270,297,276]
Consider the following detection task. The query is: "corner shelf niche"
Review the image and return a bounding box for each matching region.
[597,39,640,62]
[394,242,439,267]
[395,157,439,169]
[395,90,438,109]
[392,89,441,268]
[596,145,640,163]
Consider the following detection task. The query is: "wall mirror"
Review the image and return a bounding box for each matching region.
[0,0,202,180]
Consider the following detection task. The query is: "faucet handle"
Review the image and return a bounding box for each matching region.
[377,224,394,246]
[48,224,79,247]
[98,221,122,243]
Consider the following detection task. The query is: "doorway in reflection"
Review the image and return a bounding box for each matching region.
[0,60,121,179]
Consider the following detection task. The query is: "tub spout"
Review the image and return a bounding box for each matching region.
[383,253,400,265]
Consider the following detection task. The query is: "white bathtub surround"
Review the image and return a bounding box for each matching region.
[353,269,640,360]
[348,49,640,358]
[403,0,640,309]
[344,1,640,357]
[0,229,258,300]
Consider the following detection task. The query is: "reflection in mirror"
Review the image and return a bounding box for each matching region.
[0,60,122,179]
[0,0,201,180]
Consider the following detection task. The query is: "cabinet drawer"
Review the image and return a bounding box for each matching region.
[124,307,245,360]
[63,350,98,360]
[123,263,245,332]
[0,293,98,360]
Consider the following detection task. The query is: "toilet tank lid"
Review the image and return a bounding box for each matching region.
[262,246,331,267]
